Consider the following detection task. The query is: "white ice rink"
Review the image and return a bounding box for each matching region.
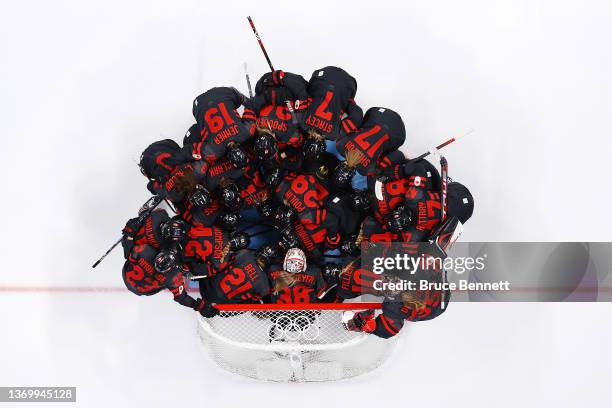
[1,0,612,406]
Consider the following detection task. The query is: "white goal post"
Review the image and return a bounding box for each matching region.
[197,302,402,382]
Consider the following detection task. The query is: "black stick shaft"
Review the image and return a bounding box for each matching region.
[247,16,274,71]
[440,156,448,221]
[91,237,123,268]
[246,17,298,125]
[92,196,163,269]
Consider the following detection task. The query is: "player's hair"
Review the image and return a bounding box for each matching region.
[273,271,298,294]
[253,190,268,207]
[340,257,360,276]
[400,266,445,310]
[400,291,426,310]
[175,166,198,196]
[345,149,364,169]
[219,177,232,189]
[256,123,276,139]
[220,243,231,263]
[307,128,324,141]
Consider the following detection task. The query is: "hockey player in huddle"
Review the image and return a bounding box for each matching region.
[301,66,363,142]
[267,248,328,304]
[121,207,177,257]
[341,183,474,338]
[366,159,440,224]
[334,107,407,187]
[272,173,342,257]
[244,70,310,152]
[182,224,250,278]
[198,249,270,304]
[120,208,218,318]
[139,139,212,207]
[188,87,255,168]
[345,275,451,338]
[108,58,481,344]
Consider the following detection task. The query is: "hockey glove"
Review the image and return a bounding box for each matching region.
[195,298,219,318]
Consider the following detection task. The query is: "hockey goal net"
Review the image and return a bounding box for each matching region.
[197,302,401,382]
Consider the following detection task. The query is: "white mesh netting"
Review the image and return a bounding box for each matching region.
[197,306,401,382]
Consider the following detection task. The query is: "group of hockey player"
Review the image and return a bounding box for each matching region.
[117,65,474,339]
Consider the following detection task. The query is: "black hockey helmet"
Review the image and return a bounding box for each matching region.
[351,189,371,212]
[321,263,342,284]
[154,249,179,274]
[303,136,326,161]
[227,143,248,169]
[264,166,283,188]
[160,218,188,243]
[340,236,360,256]
[254,131,278,160]
[229,231,250,251]
[258,199,276,218]
[447,182,474,224]
[256,243,280,267]
[332,162,356,188]
[387,206,414,233]
[274,205,296,228]
[139,139,185,180]
[278,228,299,252]
[219,212,241,231]
[220,181,243,211]
[303,152,339,181]
[189,186,212,208]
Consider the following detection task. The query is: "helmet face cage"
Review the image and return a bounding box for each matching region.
[304,138,325,160]
[189,187,211,208]
[221,184,243,211]
[161,220,187,242]
[220,212,241,230]
[283,248,307,273]
[333,162,356,187]
[265,167,282,187]
[387,207,413,232]
[227,144,247,168]
[154,250,177,274]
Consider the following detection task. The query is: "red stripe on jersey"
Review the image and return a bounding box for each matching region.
[380,314,399,335]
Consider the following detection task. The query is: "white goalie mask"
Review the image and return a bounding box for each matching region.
[283,248,307,274]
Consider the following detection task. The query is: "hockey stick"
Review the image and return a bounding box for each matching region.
[440,156,448,221]
[164,198,178,215]
[410,128,474,162]
[247,16,274,71]
[244,62,253,98]
[92,196,163,268]
[246,16,297,125]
